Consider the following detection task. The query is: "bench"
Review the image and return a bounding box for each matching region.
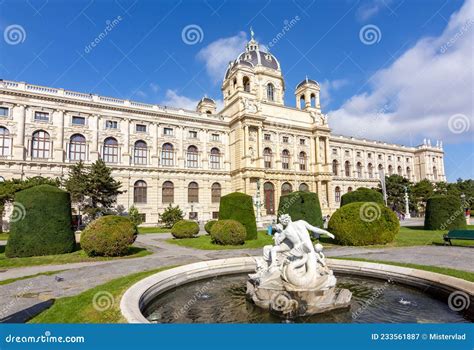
[443,230,474,245]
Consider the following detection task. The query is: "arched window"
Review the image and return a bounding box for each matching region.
[264,148,272,168]
[267,83,275,101]
[299,95,305,109]
[388,165,393,176]
[299,183,309,192]
[264,182,275,214]
[161,143,174,166]
[134,140,147,165]
[347,187,353,193]
[243,76,250,92]
[310,93,316,107]
[211,182,221,203]
[368,163,374,179]
[344,161,351,177]
[31,130,50,159]
[335,186,341,203]
[281,182,293,196]
[406,167,411,179]
[187,145,198,168]
[378,164,384,176]
[0,127,11,157]
[281,149,290,169]
[69,134,86,161]
[103,137,118,163]
[356,162,362,178]
[299,151,307,171]
[397,166,402,176]
[332,160,338,176]
[162,181,174,203]
[433,166,438,180]
[188,182,199,203]
[210,147,220,169]
[133,180,147,204]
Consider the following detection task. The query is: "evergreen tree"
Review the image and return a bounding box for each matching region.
[159,204,184,228]
[412,179,434,214]
[382,175,413,213]
[128,205,143,228]
[84,159,123,219]
[63,161,89,208]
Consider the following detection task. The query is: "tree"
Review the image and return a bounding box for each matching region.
[412,179,434,215]
[159,204,184,228]
[63,161,88,206]
[128,205,143,228]
[381,175,413,213]
[83,159,123,219]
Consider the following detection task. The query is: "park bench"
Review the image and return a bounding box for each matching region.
[443,230,474,245]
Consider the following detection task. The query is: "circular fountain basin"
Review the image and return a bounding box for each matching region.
[120,257,474,323]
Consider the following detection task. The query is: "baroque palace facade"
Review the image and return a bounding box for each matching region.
[0,35,445,225]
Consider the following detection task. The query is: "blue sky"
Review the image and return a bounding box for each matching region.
[0,0,472,181]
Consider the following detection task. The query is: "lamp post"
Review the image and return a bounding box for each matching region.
[253,179,262,228]
[404,186,411,219]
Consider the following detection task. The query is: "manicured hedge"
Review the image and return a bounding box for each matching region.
[328,202,399,246]
[6,185,75,258]
[204,220,217,234]
[80,216,137,257]
[210,220,246,245]
[340,187,384,207]
[424,195,466,230]
[277,191,323,228]
[171,220,199,238]
[218,192,257,240]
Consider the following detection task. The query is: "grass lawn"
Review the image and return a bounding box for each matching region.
[0,269,68,286]
[29,266,174,323]
[166,230,273,250]
[333,257,474,282]
[0,245,151,269]
[0,233,9,240]
[138,226,171,234]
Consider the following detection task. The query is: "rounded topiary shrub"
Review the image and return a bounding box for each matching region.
[277,191,323,228]
[424,195,466,230]
[340,187,384,207]
[210,220,246,245]
[6,185,75,258]
[80,216,137,257]
[171,220,199,238]
[218,192,257,240]
[328,202,399,246]
[204,220,217,234]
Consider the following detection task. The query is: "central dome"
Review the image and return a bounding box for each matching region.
[224,35,281,79]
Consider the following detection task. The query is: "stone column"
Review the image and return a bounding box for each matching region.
[54,109,65,161]
[243,124,248,167]
[257,126,263,168]
[309,136,316,172]
[223,131,230,171]
[202,129,208,168]
[13,104,26,160]
[178,126,184,168]
[122,119,130,165]
[150,123,159,166]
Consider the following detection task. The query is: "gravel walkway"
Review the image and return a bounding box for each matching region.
[0,232,472,323]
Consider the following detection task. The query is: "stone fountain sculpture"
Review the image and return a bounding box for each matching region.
[247,214,352,317]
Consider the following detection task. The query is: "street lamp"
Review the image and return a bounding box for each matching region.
[404,186,411,219]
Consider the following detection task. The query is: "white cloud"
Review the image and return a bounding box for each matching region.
[197,32,248,83]
[356,0,393,22]
[149,82,159,93]
[320,79,349,106]
[160,89,223,112]
[329,0,474,145]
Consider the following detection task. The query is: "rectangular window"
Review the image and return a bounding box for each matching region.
[0,107,9,117]
[378,154,382,160]
[282,136,289,143]
[356,151,361,157]
[212,211,219,219]
[211,133,220,141]
[164,127,173,136]
[368,153,372,158]
[72,116,85,125]
[345,150,350,156]
[397,157,401,162]
[139,213,146,223]
[264,133,271,141]
[188,130,198,139]
[136,124,147,133]
[299,138,305,145]
[105,120,118,129]
[34,111,49,121]
[388,156,392,161]
[332,148,337,155]
[406,158,410,162]
[189,212,198,220]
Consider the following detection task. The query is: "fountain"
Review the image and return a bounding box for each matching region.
[246,214,352,317]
